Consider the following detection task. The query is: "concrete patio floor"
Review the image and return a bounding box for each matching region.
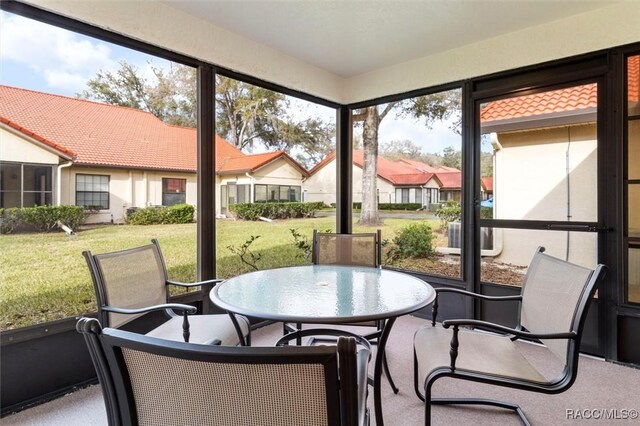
[3,315,639,425]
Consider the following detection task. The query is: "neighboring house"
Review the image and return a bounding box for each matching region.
[305,150,461,207]
[481,176,493,200]
[0,85,307,223]
[480,83,598,266]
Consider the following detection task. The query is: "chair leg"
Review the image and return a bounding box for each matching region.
[382,350,399,394]
[430,398,531,426]
[414,350,425,402]
[424,380,434,426]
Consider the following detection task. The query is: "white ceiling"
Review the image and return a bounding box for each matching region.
[164,0,614,78]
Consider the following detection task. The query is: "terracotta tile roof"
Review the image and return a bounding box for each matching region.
[396,159,459,173]
[218,150,308,176]
[0,85,302,175]
[309,150,460,187]
[434,171,461,189]
[628,55,639,103]
[480,83,597,123]
[481,176,494,192]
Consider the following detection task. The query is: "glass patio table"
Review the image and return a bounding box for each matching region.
[210,264,435,426]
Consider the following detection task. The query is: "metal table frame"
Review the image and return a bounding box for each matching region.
[210,265,435,426]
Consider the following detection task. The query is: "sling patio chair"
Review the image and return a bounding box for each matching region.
[413,247,607,425]
[77,317,370,426]
[84,239,249,346]
[284,230,383,343]
[283,230,399,391]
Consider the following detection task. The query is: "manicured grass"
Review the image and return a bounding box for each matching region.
[0,217,442,330]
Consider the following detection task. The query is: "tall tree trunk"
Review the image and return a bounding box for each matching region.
[359,106,381,225]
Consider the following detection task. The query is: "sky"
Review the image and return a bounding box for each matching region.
[0,11,462,158]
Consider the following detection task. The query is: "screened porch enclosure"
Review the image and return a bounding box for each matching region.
[1,0,640,420]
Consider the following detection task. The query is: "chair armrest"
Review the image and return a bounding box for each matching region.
[275,328,372,352]
[442,319,577,340]
[103,304,198,343]
[166,278,223,288]
[102,303,197,316]
[431,288,521,326]
[435,287,522,301]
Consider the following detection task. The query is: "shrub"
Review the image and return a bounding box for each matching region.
[480,206,493,219]
[387,222,436,260]
[164,204,195,224]
[352,202,422,211]
[13,205,87,233]
[435,200,461,226]
[0,208,21,234]
[229,202,325,221]
[127,204,194,225]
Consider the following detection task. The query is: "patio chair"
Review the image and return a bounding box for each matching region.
[283,230,396,389]
[413,247,607,425]
[311,229,382,267]
[284,230,383,341]
[83,239,249,346]
[77,317,370,426]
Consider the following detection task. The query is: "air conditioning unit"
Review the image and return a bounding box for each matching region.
[448,222,493,249]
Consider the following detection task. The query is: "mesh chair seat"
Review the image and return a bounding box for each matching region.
[146,314,249,346]
[414,325,546,386]
[413,247,607,425]
[84,239,250,346]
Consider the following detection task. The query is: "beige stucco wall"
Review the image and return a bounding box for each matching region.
[0,126,61,164]
[216,159,305,215]
[27,1,640,104]
[629,121,640,236]
[304,159,396,205]
[304,160,337,204]
[345,2,640,103]
[493,124,598,267]
[26,0,341,103]
[60,166,196,224]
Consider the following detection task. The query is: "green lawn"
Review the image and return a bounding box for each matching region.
[0,217,442,330]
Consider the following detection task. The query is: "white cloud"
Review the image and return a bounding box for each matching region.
[0,13,115,93]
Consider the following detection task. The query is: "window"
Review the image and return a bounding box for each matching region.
[254,184,301,202]
[0,162,53,208]
[255,184,267,202]
[76,174,109,209]
[237,184,250,204]
[162,178,186,206]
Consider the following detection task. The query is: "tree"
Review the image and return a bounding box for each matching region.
[79,61,334,162]
[441,146,462,169]
[353,90,461,225]
[79,61,197,127]
[379,139,423,160]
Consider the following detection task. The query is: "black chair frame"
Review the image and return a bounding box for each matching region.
[77,317,366,426]
[414,248,607,425]
[84,238,249,345]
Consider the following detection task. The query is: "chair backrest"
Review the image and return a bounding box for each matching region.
[77,317,361,426]
[519,247,606,365]
[83,240,169,328]
[312,230,381,267]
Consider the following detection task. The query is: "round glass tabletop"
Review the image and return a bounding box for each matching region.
[211,265,435,323]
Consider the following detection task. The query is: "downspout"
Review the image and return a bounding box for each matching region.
[56,160,73,206]
[245,172,254,202]
[565,128,572,261]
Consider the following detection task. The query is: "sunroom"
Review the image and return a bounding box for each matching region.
[1,1,639,425]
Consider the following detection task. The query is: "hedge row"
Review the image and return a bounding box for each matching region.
[126,204,195,225]
[0,205,87,234]
[229,202,325,221]
[352,202,423,211]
